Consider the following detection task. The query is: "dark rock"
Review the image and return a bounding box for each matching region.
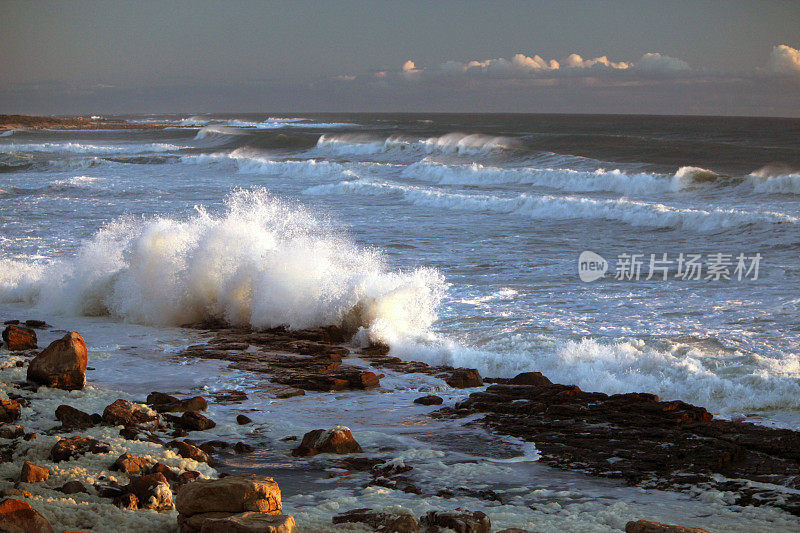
[176,470,201,487]
[508,371,553,386]
[178,411,216,431]
[111,452,150,473]
[146,392,178,405]
[50,436,111,462]
[23,320,49,329]
[0,498,55,533]
[414,395,444,406]
[113,492,139,510]
[0,425,24,439]
[55,405,95,429]
[0,399,21,423]
[333,508,419,532]
[272,386,305,399]
[2,325,37,351]
[18,461,49,483]
[233,442,253,454]
[127,472,173,511]
[102,399,160,430]
[27,332,87,390]
[149,463,179,483]
[625,520,710,533]
[95,483,126,499]
[446,369,483,388]
[419,509,491,533]
[148,393,208,413]
[59,481,88,494]
[236,414,252,425]
[169,440,211,463]
[292,426,362,457]
[199,512,296,533]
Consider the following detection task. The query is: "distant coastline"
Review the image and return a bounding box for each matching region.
[0,114,164,131]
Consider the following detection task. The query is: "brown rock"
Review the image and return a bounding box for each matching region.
[233,442,253,454]
[176,470,201,487]
[414,395,444,406]
[292,426,362,457]
[272,387,305,399]
[50,436,111,462]
[111,452,151,473]
[0,399,21,423]
[236,414,252,425]
[0,425,24,439]
[178,512,233,533]
[127,473,173,511]
[170,440,211,463]
[200,512,297,533]
[419,509,491,533]
[102,399,160,430]
[508,371,552,386]
[175,474,282,517]
[625,520,710,533]
[179,411,216,431]
[2,325,37,351]
[150,463,179,482]
[23,320,48,329]
[59,481,88,494]
[18,462,49,483]
[113,492,139,510]
[26,332,87,390]
[55,405,95,429]
[446,369,483,388]
[0,498,55,533]
[333,508,419,532]
[146,391,179,405]
[148,393,208,413]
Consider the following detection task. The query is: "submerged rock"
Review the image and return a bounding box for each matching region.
[2,325,37,351]
[0,498,54,533]
[236,414,252,425]
[27,332,87,390]
[414,395,444,406]
[292,426,362,457]
[419,509,491,533]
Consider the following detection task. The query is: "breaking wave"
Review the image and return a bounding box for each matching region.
[315,132,519,157]
[305,179,798,232]
[1,142,182,154]
[0,189,445,345]
[748,164,800,194]
[0,130,13,137]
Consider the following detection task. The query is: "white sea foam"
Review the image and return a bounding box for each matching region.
[1,142,181,154]
[304,179,798,232]
[48,175,104,190]
[402,160,685,194]
[315,132,518,157]
[194,125,245,140]
[0,130,13,137]
[749,173,800,194]
[0,189,445,345]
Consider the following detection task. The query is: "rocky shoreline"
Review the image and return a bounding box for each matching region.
[0,114,165,131]
[2,319,799,531]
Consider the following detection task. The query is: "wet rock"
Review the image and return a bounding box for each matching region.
[507,371,553,386]
[102,399,160,430]
[0,399,21,423]
[445,369,483,389]
[111,452,151,474]
[150,462,179,483]
[0,489,31,499]
[18,461,49,483]
[2,325,37,351]
[127,472,173,511]
[292,426,362,457]
[437,487,503,503]
[236,414,252,425]
[178,411,216,431]
[23,320,49,329]
[419,509,491,533]
[27,332,87,390]
[113,492,139,510]
[55,405,95,429]
[146,391,179,405]
[271,386,305,399]
[0,425,24,439]
[50,436,111,462]
[625,520,710,533]
[176,470,201,487]
[414,395,444,406]
[95,482,126,499]
[59,481,88,495]
[200,512,297,533]
[170,440,211,463]
[233,442,253,454]
[147,392,208,413]
[0,498,55,533]
[333,508,419,532]
[209,390,248,404]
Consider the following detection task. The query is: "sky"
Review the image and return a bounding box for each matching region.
[1,0,799,116]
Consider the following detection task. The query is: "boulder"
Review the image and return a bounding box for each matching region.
[18,462,49,483]
[170,440,211,463]
[55,405,95,429]
[23,320,49,329]
[102,399,160,430]
[0,399,21,423]
[2,325,37,351]
[333,508,419,532]
[414,395,444,406]
[291,426,362,457]
[178,411,216,431]
[59,481,88,494]
[175,474,282,517]
[625,520,710,533]
[446,369,483,389]
[147,392,208,413]
[419,509,491,533]
[50,436,111,462]
[233,442,253,454]
[127,473,173,511]
[236,414,252,425]
[26,332,87,390]
[113,492,139,510]
[0,425,25,439]
[200,512,297,533]
[111,452,151,473]
[150,462,179,482]
[508,371,553,386]
[0,498,55,533]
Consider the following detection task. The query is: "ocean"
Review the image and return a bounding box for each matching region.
[2,113,800,530]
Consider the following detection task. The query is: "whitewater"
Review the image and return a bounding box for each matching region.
[2,112,800,425]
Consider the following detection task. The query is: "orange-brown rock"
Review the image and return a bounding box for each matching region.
[333,508,419,532]
[201,512,297,533]
[626,520,710,533]
[111,452,151,473]
[292,426,362,457]
[0,498,55,533]
[175,474,282,517]
[55,405,95,429]
[127,473,173,511]
[18,462,49,483]
[445,368,483,388]
[50,436,111,462]
[102,399,159,430]
[27,332,87,390]
[2,325,37,351]
[0,399,21,424]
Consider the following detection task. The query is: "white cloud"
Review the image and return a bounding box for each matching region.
[767,44,800,75]
[402,60,418,72]
[637,53,690,72]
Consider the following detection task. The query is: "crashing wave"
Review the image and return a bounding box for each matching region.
[315,132,519,157]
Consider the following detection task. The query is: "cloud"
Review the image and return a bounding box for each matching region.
[637,53,690,72]
[402,60,418,72]
[440,52,631,75]
[767,44,800,75]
